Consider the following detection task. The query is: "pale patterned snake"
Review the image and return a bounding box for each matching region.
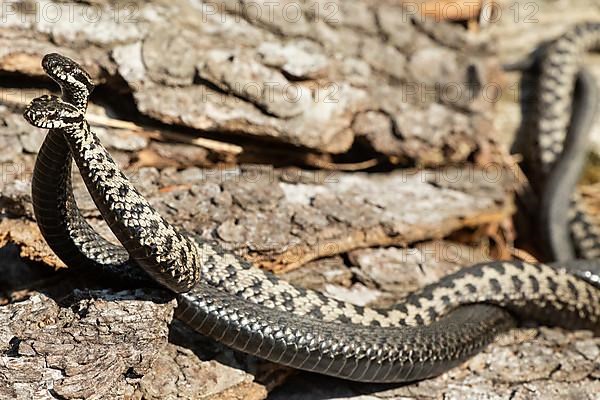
[23,22,600,383]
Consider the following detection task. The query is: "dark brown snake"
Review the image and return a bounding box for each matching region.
[23,22,600,383]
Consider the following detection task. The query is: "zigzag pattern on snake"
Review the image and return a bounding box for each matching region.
[23,22,600,383]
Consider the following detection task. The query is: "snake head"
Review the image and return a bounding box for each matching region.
[42,53,95,104]
[23,95,84,129]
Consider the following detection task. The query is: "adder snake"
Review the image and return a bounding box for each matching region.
[23,22,600,383]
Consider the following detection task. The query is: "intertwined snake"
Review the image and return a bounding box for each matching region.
[22,22,600,383]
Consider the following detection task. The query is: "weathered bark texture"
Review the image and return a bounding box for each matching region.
[0,144,514,273]
[0,0,597,399]
[0,0,503,167]
[0,290,175,399]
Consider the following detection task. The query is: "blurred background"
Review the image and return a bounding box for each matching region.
[0,0,598,398]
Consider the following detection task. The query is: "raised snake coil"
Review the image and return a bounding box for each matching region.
[23,22,600,383]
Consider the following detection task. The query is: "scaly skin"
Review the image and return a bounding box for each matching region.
[23,23,600,382]
[23,48,600,381]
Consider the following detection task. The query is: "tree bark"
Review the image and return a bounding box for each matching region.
[0,0,597,399]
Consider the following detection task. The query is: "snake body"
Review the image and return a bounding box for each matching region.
[533,22,600,261]
[23,22,600,383]
[31,56,137,277]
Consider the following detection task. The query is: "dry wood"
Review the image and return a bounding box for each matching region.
[0,0,503,166]
[0,0,597,398]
